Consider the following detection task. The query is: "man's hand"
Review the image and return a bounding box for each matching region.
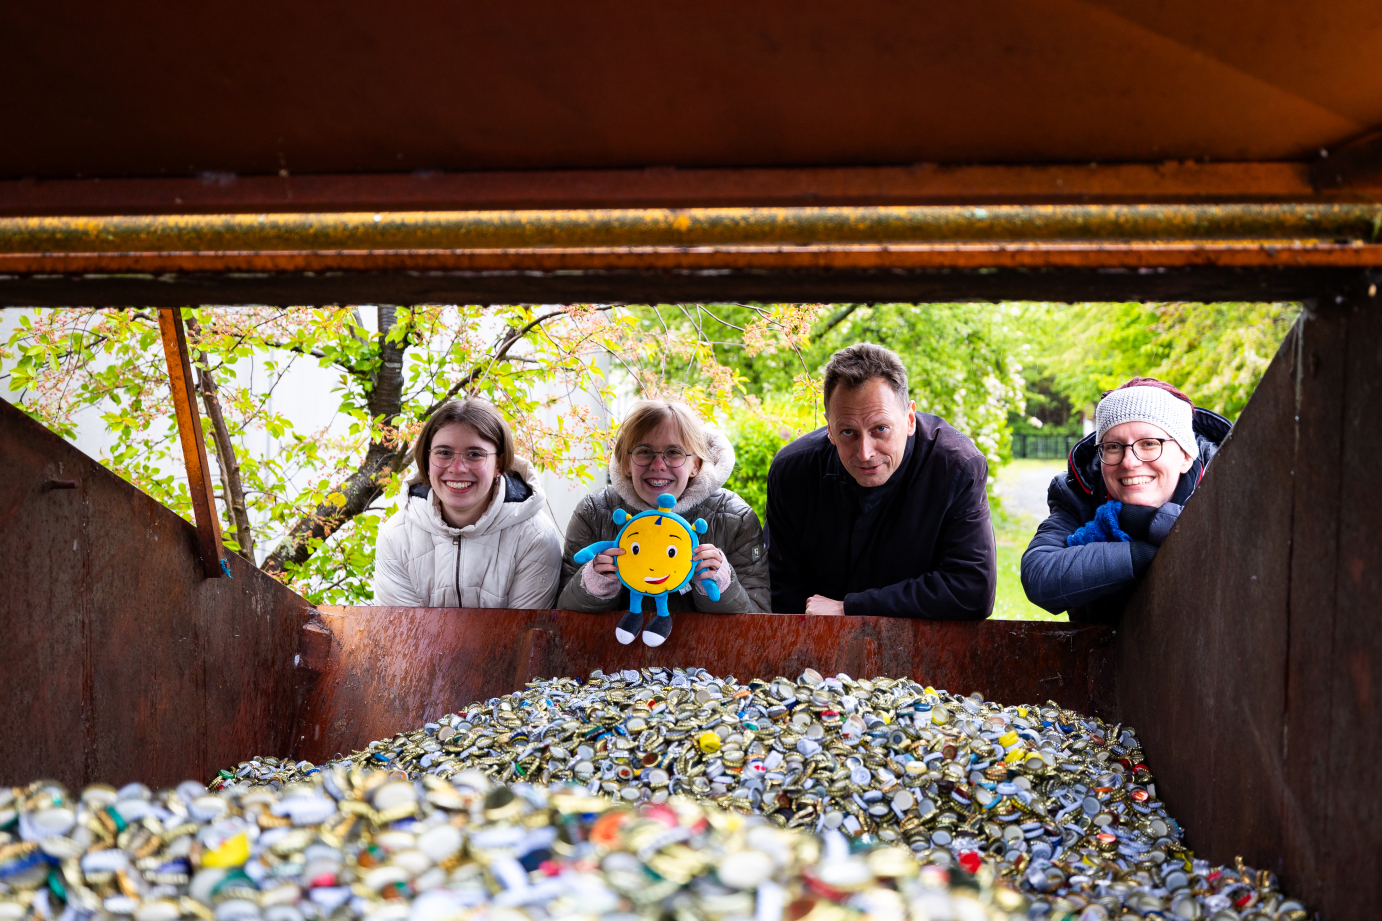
[805,595,846,616]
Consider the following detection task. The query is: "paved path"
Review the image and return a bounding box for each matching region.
[994,459,1067,520]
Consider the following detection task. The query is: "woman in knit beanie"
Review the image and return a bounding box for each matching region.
[1019,377,1231,623]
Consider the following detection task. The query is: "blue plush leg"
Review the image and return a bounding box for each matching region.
[629,591,644,614]
[654,593,670,617]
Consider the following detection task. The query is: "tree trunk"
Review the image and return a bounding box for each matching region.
[263,306,408,575]
[186,317,257,563]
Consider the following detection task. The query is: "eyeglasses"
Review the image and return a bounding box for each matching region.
[1096,437,1171,465]
[628,446,690,468]
[430,447,497,468]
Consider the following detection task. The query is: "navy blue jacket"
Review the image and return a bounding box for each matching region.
[766,412,996,619]
[1020,408,1230,623]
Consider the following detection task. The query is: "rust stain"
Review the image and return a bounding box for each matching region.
[3,203,1382,257]
[1,240,1381,277]
[293,606,1115,765]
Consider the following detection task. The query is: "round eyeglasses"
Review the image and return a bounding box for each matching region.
[1095,437,1171,465]
[430,447,497,468]
[628,446,689,468]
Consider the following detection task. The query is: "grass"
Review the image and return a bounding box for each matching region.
[990,459,1068,622]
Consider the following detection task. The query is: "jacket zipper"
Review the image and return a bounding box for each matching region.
[454,535,462,607]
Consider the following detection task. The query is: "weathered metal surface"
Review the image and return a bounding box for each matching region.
[1,205,1378,308]
[0,396,312,791]
[157,308,226,579]
[3,1,1380,179]
[292,606,1115,765]
[6,241,1382,278]
[4,162,1382,217]
[1,261,1375,309]
[4,205,1382,254]
[1117,302,1382,921]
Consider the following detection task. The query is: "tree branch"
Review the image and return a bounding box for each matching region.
[817,303,863,338]
[262,306,409,575]
[186,316,256,563]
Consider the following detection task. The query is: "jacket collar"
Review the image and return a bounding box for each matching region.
[608,427,735,515]
[1067,406,1232,500]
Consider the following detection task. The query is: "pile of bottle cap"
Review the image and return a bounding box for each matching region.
[216,667,1309,921]
[0,767,1029,921]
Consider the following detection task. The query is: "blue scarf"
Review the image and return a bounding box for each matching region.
[1066,500,1132,546]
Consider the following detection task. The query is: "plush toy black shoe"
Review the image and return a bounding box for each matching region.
[615,610,644,645]
[641,614,673,647]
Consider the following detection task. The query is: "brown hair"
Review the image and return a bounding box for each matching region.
[611,400,710,478]
[411,398,516,484]
[1106,377,1194,405]
[822,343,910,414]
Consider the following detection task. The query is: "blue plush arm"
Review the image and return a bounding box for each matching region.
[695,564,722,602]
[572,540,620,565]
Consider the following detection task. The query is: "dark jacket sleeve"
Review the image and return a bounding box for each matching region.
[841,453,997,620]
[1021,477,1148,615]
[766,456,810,614]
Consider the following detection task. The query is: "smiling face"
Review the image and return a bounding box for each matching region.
[1100,421,1195,507]
[627,418,703,507]
[614,514,695,595]
[826,378,917,488]
[427,422,500,528]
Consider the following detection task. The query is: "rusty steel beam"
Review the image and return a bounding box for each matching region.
[4,162,1381,218]
[4,241,1382,279]
[156,308,228,579]
[292,606,1115,764]
[3,204,1382,255]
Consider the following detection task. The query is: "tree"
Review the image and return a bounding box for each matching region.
[0,304,822,603]
[1020,301,1299,423]
[623,302,1028,485]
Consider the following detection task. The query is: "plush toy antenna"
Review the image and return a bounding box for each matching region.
[612,508,628,525]
[693,518,708,534]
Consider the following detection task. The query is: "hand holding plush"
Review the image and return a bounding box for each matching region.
[573,493,720,647]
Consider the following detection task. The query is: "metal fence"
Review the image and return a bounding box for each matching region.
[1012,433,1083,460]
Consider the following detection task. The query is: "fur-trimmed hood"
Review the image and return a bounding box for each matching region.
[607,427,736,515]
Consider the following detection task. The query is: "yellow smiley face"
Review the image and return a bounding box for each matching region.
[615,515,694,595]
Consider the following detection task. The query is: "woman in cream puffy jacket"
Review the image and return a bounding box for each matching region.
[373,399,562,608]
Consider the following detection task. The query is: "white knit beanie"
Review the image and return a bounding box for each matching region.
[1095,386,1198,459]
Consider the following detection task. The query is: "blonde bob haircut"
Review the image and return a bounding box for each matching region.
[611,400,710,478]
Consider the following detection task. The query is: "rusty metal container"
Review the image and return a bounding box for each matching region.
[2,299,1380,918]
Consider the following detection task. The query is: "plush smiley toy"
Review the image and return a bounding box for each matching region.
[572,493,721,647]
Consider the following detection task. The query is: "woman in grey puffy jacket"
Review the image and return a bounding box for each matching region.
[373,399,562,608]
[557,400,770,634]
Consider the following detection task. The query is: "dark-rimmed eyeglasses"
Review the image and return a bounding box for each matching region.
[629,446,689,468]
[1096,437,1171,465]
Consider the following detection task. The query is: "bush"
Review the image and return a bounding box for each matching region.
[723,414,790,525]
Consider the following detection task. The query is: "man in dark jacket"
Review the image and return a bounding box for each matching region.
[766,344,996,618]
